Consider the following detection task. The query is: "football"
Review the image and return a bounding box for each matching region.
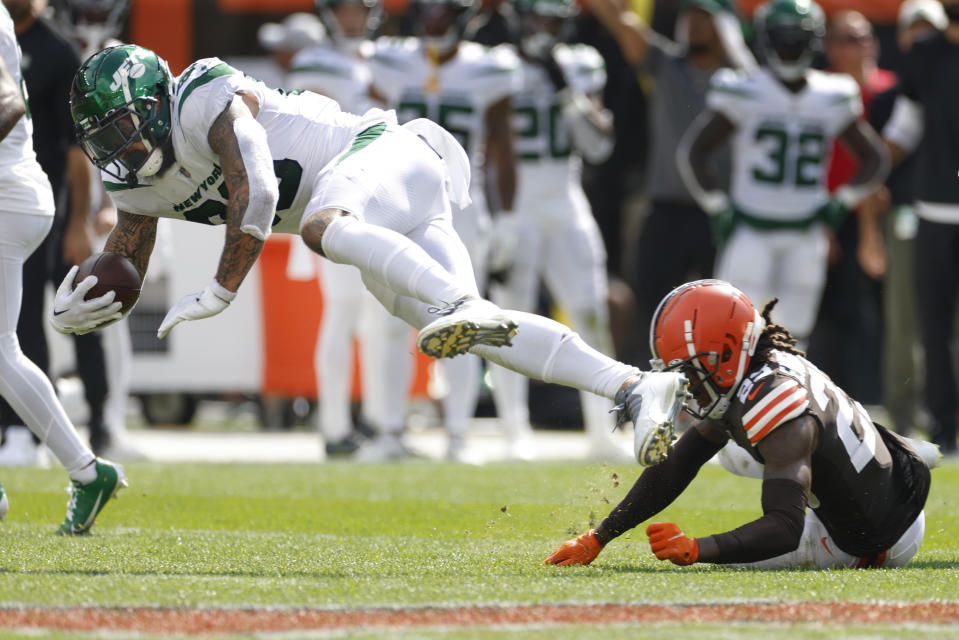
[74,251,142,315]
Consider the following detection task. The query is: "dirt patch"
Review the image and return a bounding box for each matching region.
[2,602,958,634]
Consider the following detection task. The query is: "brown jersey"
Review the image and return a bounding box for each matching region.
[722,350,930,557]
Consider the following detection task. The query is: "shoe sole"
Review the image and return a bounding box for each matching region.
[634,388,687,467]
[417,317,518,358]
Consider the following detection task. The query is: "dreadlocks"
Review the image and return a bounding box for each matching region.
[753,298,805,361]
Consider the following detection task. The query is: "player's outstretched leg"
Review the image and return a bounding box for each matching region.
[417,296,518,358]
[57,459,127,535]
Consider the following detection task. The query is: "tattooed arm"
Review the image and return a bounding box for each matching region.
[153,93,278,339]
[207,92,276,292]
[103,210,158,280]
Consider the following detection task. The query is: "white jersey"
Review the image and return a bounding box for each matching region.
[708,67,861,221]
[513,43,605,199]
[368,38,520,201]
[105,57,392,233]
[287,41,376,115]
[0,5,53,217]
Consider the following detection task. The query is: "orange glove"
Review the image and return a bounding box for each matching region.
[646,522,699,565]
[544,529,604,566]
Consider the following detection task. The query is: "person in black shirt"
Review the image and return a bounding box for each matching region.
[864,0,946,438]
[546,280,933,569]
[0,0,110,460]
[882,0,959,455]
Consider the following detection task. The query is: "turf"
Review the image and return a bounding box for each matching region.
[1,459,958,635]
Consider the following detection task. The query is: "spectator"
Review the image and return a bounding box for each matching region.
[807,10,896,405]
[584,0,753,367]
[882,0,959,455]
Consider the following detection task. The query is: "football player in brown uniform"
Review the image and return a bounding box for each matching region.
[546,279,933,569]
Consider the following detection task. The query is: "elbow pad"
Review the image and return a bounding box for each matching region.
[883,95,924,156]
[559,89,614,164]
[233,117,279,241]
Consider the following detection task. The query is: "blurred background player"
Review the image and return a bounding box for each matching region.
[53,0,145,460]
[287,0,418,460]
[257,11,326,86]
[546,280,932,570]
[805,9,894,406]
[584,0,754,368]
[677,0,888,349]
[881,0,959,456]
[487,0,626,460]
[0,1,123,533]
[0,0,109,462]
[367,0,521,461]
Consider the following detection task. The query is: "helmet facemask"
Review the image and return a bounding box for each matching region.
[410,0,476,57]
[649,280,765,420]
[515,0,577,58]
[315,0,380,53]
[76,94,167,183]
[761,23,817,81]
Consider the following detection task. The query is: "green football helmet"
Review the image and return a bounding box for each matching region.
[514,0,578,58]
[70,44,173,185]
[754,0,825,82]
[314,0,381,53]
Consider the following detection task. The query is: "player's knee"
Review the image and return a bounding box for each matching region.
[301,209,353,257]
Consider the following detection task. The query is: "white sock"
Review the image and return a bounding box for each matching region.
[470,311,639,400]
[321,215,471,306]
[0,334,95,482]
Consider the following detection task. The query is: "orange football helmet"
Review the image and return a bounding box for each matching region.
[649,280,765,419]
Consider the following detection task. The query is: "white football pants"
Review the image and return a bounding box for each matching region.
[0,212,94,479]
[716,225,828,344]
[311,125,640,403]
[719,441,924,568]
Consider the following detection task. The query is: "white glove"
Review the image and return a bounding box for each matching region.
[157,280,236,339]
[50,265,123,335]
[488,212,520,273]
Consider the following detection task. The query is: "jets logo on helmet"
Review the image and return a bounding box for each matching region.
[754,0,825,82]
[70,45,173,186]
[650,280,765,420]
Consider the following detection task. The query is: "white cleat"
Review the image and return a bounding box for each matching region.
[613,372,689,466]
[353,434,418,463]
[417,297,518,359]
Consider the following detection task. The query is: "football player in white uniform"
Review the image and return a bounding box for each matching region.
[367,0,521,460]
[0,3,124,533]
[677,0,888,346]
[56,45,690,466]
[487,0,624,460]
[288,0,417,460]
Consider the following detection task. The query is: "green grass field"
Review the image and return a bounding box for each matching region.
[1,459,958,638]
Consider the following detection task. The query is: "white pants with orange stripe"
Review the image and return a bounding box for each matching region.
[731,509,924,570]
[718,442,925,569]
